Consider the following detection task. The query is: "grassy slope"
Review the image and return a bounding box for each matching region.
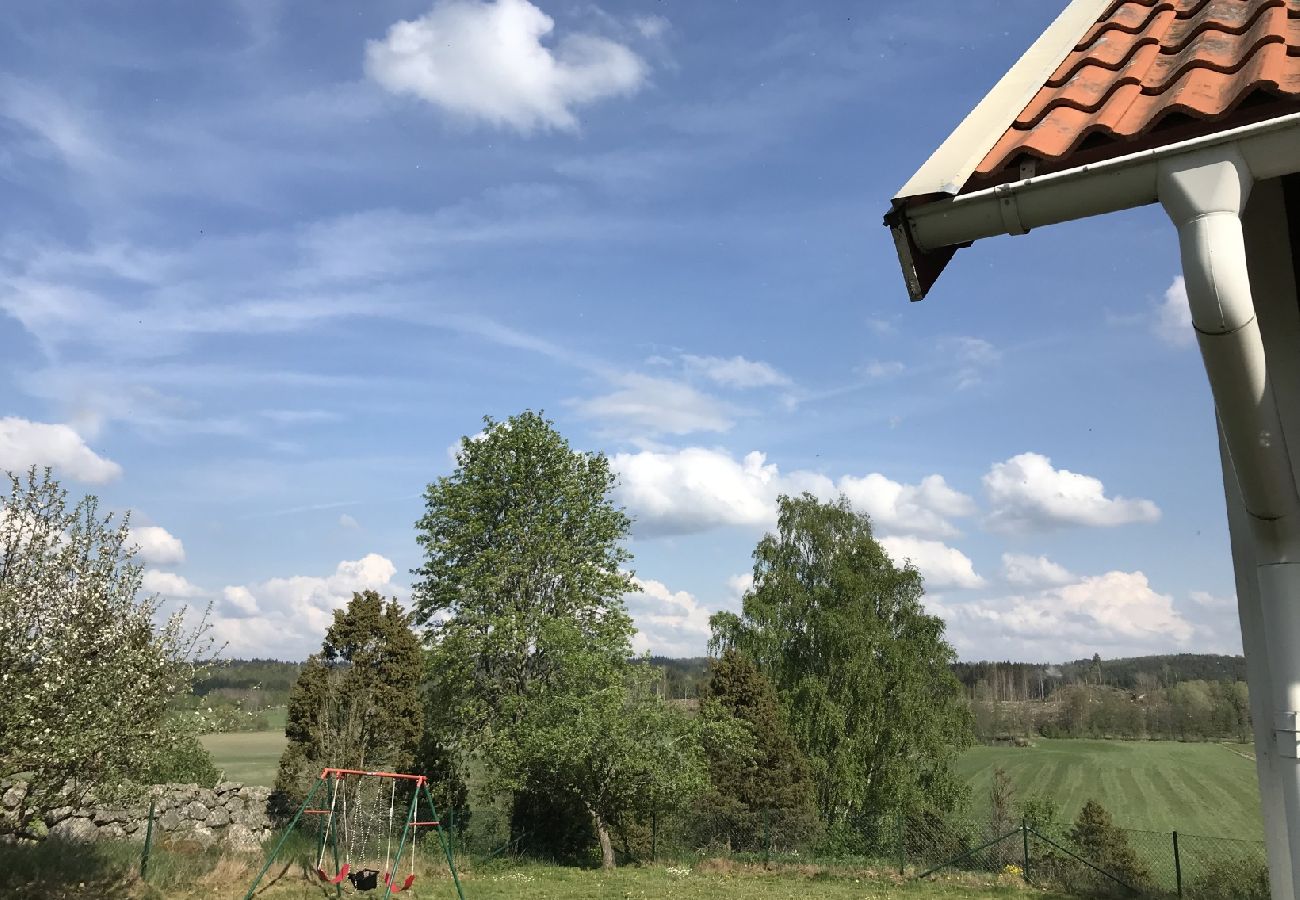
[956,739,1262,838]
[201,731,287,786]
[201,732,1265,841]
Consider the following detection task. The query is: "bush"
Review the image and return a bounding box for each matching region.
[1187,858,1270,900]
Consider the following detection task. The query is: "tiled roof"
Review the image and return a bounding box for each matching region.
[971,0,1300,187]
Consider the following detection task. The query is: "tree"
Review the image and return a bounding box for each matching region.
[414,411,635,733]
[273,590,424,811]
[697,649,819,852]
[1069,799,1150,892]
[413,412,642,864]
[712,494,973,832]
[486,624,720,868]
[0,468,214,837]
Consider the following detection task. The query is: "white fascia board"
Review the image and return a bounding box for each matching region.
[893,0,1111,200]
[906,112,1300,253]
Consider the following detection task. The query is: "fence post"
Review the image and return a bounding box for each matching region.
[1021,819,1030,883]
[896,808,905,876]
[1172,830,1183,899]
[763,808,770,866]
[140,798,156,879]
[651,809,657,863]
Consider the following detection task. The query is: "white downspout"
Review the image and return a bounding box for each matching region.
[1159,147,1300,899]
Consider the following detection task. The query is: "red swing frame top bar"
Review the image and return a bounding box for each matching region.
[318,767,428,784]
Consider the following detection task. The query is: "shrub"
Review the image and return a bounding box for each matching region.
[1187,858,1270,900]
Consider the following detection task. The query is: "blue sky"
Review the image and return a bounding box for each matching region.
[0,0,1239,661]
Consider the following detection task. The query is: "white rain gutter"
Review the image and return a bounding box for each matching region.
[1159,143,1300,900]
[890,112,1300,300]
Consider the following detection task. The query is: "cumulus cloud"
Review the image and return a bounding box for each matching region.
[130,525,186,565]
[0,416,121,483]
[626,576,713,657]
[726,572,753,600]
[142,570,205,598]
[365,0,647,133]
[1001,552,1074,586]
[1189,590,1235,611]
[611,447,976,538]
[212,553,402,657]
[941,570,1194,659]
[879,535,985,589]
[983,452,1160,533]
[575,374,734,436]
[1154,276,1194,347]
[681,354,789,389]
[338,513,360,529]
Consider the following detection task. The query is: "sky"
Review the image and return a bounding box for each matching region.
[0,0,1242,663]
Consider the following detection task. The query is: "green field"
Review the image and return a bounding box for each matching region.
[201,730,287,786]
[202,734,1264,841]
[957,739,1262,838]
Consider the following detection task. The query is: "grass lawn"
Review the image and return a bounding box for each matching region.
[0,841,1070,900]
[201,730,287,786]
[956,739,1262,838]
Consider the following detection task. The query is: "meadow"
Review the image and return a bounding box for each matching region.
[957,739,1262,838]
[203,731,1264,841]
[0,841,1068,900]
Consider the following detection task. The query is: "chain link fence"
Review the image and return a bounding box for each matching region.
[436,802,1271,899]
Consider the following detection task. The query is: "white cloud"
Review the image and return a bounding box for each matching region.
[612,447,976,538]
[939,570,1195,659]
[983,452,1160,533]
[130,525,186,565]
[212,553,401,657]
[0,416,122,483]
[575,373,734,436]
[633,15,669,40]
[861,360,905,380]
[142,570,205,598]
[338,513,360,529]
[365,0,647,133]
[944,336,1000,389]
[681,354,790,389]
[1154,276,1194,347]
[1189,590,1235,611]
[726,572,753,600]
[879,535,985,589]
[1001,552,1074,587]
[626,576,713,657]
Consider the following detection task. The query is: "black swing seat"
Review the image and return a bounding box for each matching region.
[348,868,381,891]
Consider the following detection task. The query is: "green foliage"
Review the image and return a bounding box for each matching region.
[414,412,648,866]
[136,717,221,786]
[414,411,635,736]
[273,590,424,811]
[1066,799,1151,894]
[1187,858,1270,900]
[1016,795,1059,831]
[694,649,819,852]
[0,468,214,836]
[712,493,973,828]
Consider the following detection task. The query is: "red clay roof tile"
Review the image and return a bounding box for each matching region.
[970,0,1300,187]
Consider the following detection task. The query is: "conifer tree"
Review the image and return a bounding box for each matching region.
[273,590,424,811]
[698,649,819,851]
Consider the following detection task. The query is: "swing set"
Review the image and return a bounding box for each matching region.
[243,768,466,900]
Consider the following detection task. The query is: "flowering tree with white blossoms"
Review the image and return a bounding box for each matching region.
[0,468,215,837]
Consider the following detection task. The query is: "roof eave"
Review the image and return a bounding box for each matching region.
[891,112,1300,300]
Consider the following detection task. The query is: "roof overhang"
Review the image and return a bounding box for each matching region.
[892,0,1112,201]
[888,111,1300,301]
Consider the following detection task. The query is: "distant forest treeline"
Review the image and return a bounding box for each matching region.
[197,652,1252,743]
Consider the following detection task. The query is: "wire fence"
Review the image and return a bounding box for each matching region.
[433,804,1271,900]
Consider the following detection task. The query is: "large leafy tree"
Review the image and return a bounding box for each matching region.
[697,649,819,852]
[414,411,635,733]
[274,590,424,810]
[415,412,675,865]
[712,493,972,832]
[0,468,214,837]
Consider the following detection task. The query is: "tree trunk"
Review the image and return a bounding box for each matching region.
[591,807,615,869]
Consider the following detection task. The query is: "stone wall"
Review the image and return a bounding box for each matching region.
[1,780,273,850]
